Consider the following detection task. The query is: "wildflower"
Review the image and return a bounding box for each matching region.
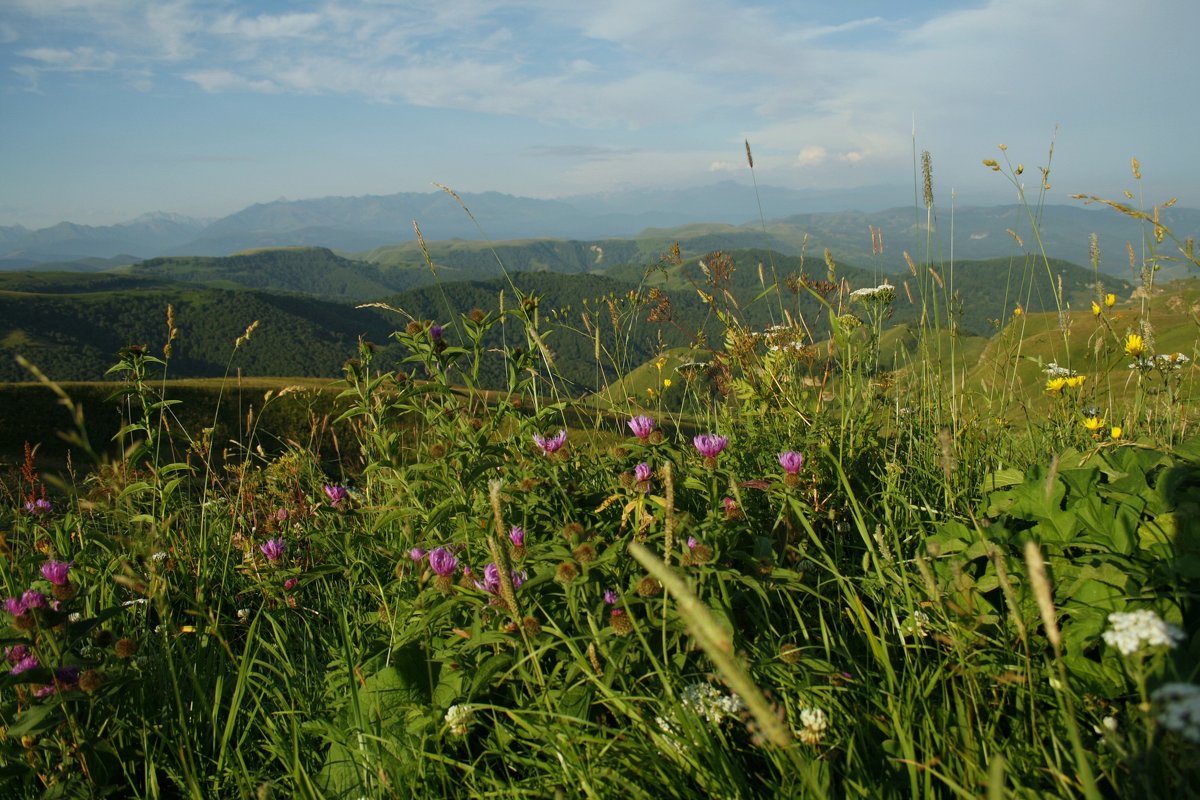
[1083,416,1106,434]
[20,590,47,611]
[274,508,289,522]
[428,547,458,577]
[1124,334,1146,358]
[508,526,525,547]
[634,462,652,492]
[259,538,287,563]
[693,433,728,459]
[283,578,298,591]
[901,610,931,639]
[610,608,634,636]
[723,496,741,520]
[687,536,698,550]
[1105,293,1116,308]
[79,669,103,694]
[324,484,349,508]
[409,547,427,562]
[1013,305,1023,317]
[1156,352,1191,369]
[1045,377,1068,395]
[429,323,443,341]
[1151,683,1200,743]
[1110,425,1123,439]
[572,542,596,564]
[1102,609,1184,656]
[628,415,656,440]
[555,562,579,583]
[474,563,526,594]
[778,450,805,475]
[794,705,829,746]
[1065,374,1086,389]
[1043,361,1076,378]
[33,666,80,698]
[603,589,619,605]
[849,283,896,304]
[681,683,747,725]
[10,653,39,675]
[662,378,672,388]
[114,638,138,659]
[445,704,474,736]
[533,429,567,455]
[40,560,71,587]
[637,576,662,597]
[24,498,51,516]
[1091,301,1101,317]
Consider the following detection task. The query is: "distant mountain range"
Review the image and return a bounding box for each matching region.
[2,184,1196,279]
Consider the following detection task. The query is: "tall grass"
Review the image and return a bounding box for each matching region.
[1,149,1198,799]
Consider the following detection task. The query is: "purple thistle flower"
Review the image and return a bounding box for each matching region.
[429,323,444,341]
[6,644,30,663]
[409,547,427,562]
[778,450,805,475]
[428,546,458,577]
[10,654,39,675]
[20,590,47,611]
[693,433,729,459]
[41,560,71,587]
[283,578,298,591]
[33,666,80,698]
[274,508,289,522]
[24,498,52,516]
[634,462,653,483]
[324,484,350,507]
[532,429,567,455]
[687,536,698,550]
[4,596,25,616]
[627,415,656,441]
[508,526,525,547]
[259,538,287,563]
[603,589,619,605]
[474,563,525,594]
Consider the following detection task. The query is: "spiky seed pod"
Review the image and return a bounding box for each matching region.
[114,638,138,659]
[637,576,662,597]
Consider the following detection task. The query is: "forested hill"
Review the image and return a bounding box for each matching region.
[0,247,1135,388]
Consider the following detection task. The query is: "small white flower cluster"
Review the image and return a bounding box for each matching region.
[1101,609,1185,656]
[849,284,896,304]
[1043,361,1078,378]
[794,705,829,746]
[445,704,473,736]
[680,682,747,725]
[900,610,931,640]
[1155,352,1191,368]
[1129,353,1193,371]
[1151,683,1200,743]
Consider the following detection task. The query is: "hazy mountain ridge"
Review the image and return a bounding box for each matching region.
[2,187,1196,280]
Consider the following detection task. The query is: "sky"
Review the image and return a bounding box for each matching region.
[1,0,1196,228]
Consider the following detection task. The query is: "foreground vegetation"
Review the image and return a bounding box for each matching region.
[1,153,1199,798]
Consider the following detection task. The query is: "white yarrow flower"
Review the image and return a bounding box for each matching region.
[1151,683,1200,743]
[1102,610,1185,656]
[849,283,896,304]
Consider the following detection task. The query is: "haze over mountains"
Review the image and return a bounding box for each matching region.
[3,183,1195,279]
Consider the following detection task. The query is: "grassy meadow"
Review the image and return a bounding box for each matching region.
[1,154,1199,799]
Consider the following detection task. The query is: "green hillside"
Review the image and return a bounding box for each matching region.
[131,247,424,300]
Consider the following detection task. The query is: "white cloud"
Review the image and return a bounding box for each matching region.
[797,146,827,167]
[184,68,278,94]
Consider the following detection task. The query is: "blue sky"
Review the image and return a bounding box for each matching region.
[1,0,1195,228]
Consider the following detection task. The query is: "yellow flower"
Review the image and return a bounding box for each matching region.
[1065,375,1086,389]
[1105,293,1116,308]
[662,378,672,388]
[1045,377,1068,395]
[1124,334,1146,358]
[1013,305,1024,317]
[1091,301,1101,317]
[1110,425,1123,439]
[1083,416,1106,433]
